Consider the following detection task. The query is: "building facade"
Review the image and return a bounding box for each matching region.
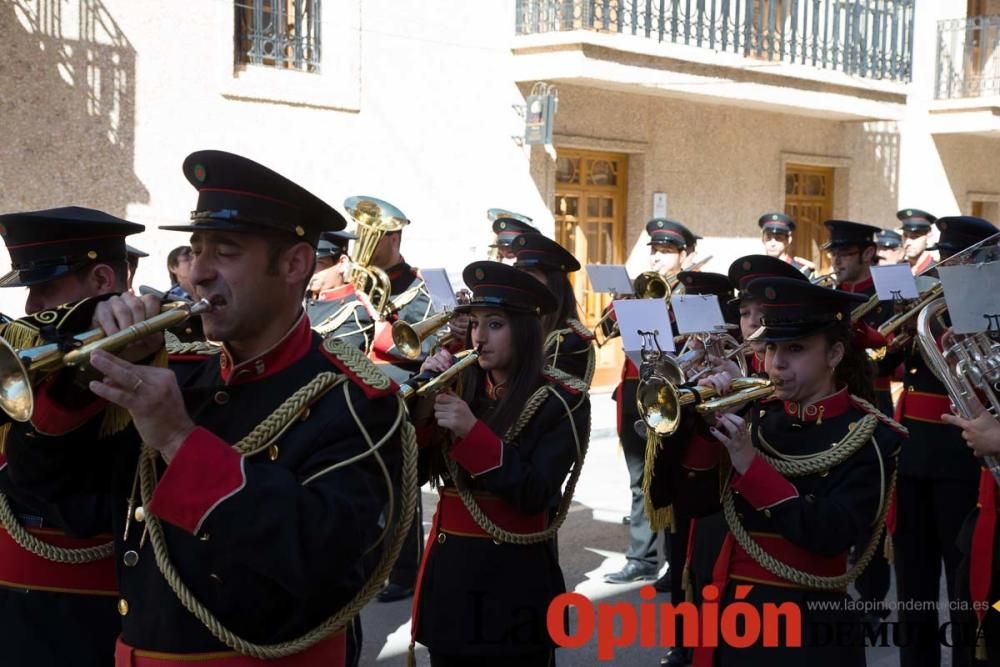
[1,0,998,384]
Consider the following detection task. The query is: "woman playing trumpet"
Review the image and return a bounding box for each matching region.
[408,261,590,666]
[647,276,905,667]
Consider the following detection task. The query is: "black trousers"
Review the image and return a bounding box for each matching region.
[621,412,658,567]
[895,475,978,667]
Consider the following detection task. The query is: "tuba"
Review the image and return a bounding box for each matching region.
[344,196,408,317]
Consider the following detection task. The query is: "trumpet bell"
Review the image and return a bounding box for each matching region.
[391,310,452,360]
[0,337,33,422]
[634,272,669,299]
[637,376,682,437]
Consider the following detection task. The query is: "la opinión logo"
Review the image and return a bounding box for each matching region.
[547,584,802,660]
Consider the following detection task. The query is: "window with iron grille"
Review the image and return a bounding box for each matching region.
[235,0,321,73]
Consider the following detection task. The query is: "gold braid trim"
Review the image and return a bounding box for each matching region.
[322,338,392,393]
[723,411,895,589]
[444,382,589,544]
[0,491,113,563]
[566,318,595,341]
[543,366,590,395]
[642,427,675,532]
[164,331,221,356]
[139,374,418,659]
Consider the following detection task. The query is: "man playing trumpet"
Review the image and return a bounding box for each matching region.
[5,150,408,667]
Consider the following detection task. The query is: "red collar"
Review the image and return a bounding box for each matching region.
[780,254,794,264]
[912,253,934,275]
[318,283,356,302]
[782,386,850,423]
[485,372,506,401]
[837,274,873,293]
[750,352,765,374]
[219,312,313,386]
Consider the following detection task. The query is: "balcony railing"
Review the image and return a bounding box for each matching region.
[515,0,914,83]
[936,16,1000,100]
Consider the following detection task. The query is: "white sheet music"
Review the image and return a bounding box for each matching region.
[613,298,674,368]
[871,264,919,301]
[421,268,457,312]
[586,264,634,295]
[939,262,1000,334]
[672,294,725,334]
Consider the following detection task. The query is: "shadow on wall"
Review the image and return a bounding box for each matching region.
[0,0,148,216]
[863,121,901,200]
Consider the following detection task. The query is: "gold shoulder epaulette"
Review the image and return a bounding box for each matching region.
[390,283,425,310]
[165,331,221,356]
[321,337,394,397]
[566,318,595,341]
[543,366,589,394]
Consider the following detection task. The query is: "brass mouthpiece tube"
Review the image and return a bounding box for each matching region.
[397,348,481,400]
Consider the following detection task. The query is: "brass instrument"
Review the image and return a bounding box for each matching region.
[0,298,214,422]
[810,272,837,287]
[344,196,408,317]
[397,348,481,400]
[876,282,943,350]
[391,289,472,360]
[917,298,1000,486]
[633,330,772,436]
[593,272,681,347]
[682,254,714,272]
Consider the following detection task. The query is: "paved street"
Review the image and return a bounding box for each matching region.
[359,390,947,666]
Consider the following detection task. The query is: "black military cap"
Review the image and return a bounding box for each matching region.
[126,244,149,259]
[161,150,346,246]
[316,230,356,259]
[646,218,691,250]
[727,254,808,300]
[934,216,999,254]
[0,206,144,288]
[821,220,880,250]
[875,229,902,249]
[896,208,936,233]
[457,261,556,315]
[758,212,795,234]
[745,277,867,342]
[491,215,541,248]
[512,233,580,273]
[677,271,733,300]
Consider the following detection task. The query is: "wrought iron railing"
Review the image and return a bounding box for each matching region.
[516,0,914,82]
[937,16,1000,99]
[235,0,321,73]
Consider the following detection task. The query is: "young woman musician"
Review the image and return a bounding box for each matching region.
[508,232,595,386]
[408,261,591,667]
[649,276,905,667]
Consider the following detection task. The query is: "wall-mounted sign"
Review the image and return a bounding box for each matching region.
[525,82,558,146]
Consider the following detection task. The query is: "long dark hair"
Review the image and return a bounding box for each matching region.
[461,308,545,436]
[540,270,580,336]
[824,322,875,403]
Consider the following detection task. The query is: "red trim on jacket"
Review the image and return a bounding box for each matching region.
[853,321,888,350]
[317,283,356,302]
[448,420,503,477]
[898,390,952,424]
[680,430,723,470]
[0,526,117,596]
[874,376,892,391]
[29,375,107,436]
[971,467,998,626]
[837,275,874,294]
[730,455,799,509]
[782,386,850,422]
[114,631,345,667]
[911,253,934,276]
[148,427,246,535]
[219,313,312,386]
[368,321,397,363]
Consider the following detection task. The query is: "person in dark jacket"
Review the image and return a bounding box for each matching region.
[409,260,590,666]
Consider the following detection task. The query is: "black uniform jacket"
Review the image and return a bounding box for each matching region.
[306,282,376,352]
[544,317,596,387]
[6,314,402,656]
[412,370,590,657]
[0,297,123,666]
[647,388,904,665]
[838,275,897,416]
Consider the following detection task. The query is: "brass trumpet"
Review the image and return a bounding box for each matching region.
[391,289,472,360]
[397,348,480,400]
[0,298,213,422]
[810,272,837,287]
[637,375,774,437]
[876,282,943,349]
[593,272,681,347]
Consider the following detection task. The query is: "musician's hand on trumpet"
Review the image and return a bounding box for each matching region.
[88,349,195,463]
[433,391,477,439]
[709,411,754,474]
[90,292,165,362]
[941,394,1000,457]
